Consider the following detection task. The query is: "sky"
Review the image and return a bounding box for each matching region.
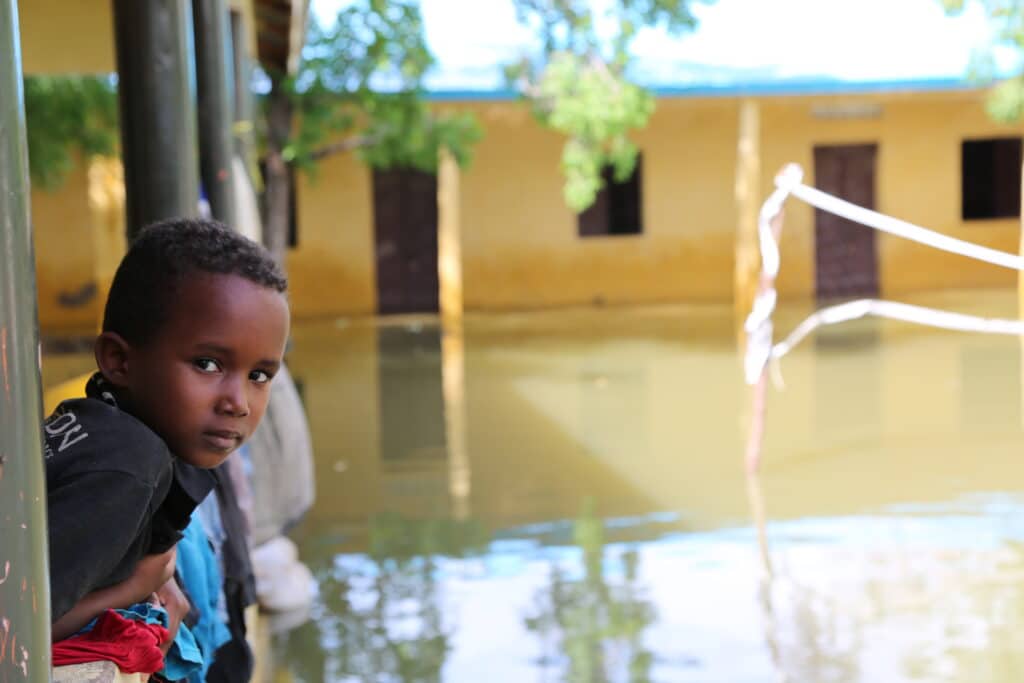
[312,0,1020,92]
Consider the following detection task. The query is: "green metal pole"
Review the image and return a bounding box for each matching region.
[113,0,200,239]
[193,0,238,227]
[0,0,52,679]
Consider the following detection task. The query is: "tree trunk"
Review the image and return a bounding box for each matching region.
[263,74,293,268]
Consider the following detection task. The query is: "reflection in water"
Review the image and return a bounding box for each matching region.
[750,467,863,683]
[378,327,447,462]
[758,565,863,683]
[442,322,472,521]
[961,343,1020,432]
[525,499,656,683]
[277,512,489,683]
[40,289,1024,681]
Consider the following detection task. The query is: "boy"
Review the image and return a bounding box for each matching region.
[44,218,290,643]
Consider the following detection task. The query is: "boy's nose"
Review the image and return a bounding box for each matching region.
[217,377,250,417]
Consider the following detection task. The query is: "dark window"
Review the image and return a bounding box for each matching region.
[962,138,1021,220]
[578,155,643,237]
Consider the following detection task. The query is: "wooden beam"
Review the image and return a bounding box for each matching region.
[734,98,761,348]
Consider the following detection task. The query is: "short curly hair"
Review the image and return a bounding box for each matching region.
[102,218,287,346]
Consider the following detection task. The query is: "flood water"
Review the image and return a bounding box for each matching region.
[41,289,1024,682]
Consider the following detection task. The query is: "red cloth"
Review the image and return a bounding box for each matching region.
[52,609,169,674]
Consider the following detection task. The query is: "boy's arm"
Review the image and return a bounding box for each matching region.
[48,469,165,625]
[154,576,190,655]
[51,546,176,641]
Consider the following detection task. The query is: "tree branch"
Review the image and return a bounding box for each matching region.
[308,133,380,161]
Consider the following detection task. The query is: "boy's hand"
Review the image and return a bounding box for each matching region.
[128,546,177,604]
[153,577,190,655]
[51,546,178,642]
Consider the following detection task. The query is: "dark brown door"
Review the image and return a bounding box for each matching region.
[813,144,879,301]
[372,167,440,314]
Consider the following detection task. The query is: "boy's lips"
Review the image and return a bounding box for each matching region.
[202,429,243,451]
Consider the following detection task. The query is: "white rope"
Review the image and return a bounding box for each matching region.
[743,165,803,384]
[786,181,1024,271]
[743,164,1024,386]
[772,299,1024,359]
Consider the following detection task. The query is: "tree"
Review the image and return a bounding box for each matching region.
[942,0,1024,121]
[261,0,481,264]
[22,75,118,190]
[506,0,709,212]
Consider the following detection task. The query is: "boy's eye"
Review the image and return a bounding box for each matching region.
[249,369,272,384]
[194,358,221,373]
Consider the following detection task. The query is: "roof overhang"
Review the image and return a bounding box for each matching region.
[253,0,307,75]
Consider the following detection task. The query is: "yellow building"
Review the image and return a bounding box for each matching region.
[23,53,1024,329]
[291,82,1024,320]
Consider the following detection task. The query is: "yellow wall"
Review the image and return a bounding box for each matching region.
[28,85,1024,328]
[290,97,743,317]
[32,161,105,331]
[291,87,1023,319]
[760,90,1023,299]
[17,0,257,75]
[453,99,741,309]
[288,154,377,317]
[18,0,115,75]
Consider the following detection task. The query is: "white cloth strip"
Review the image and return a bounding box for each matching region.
[743,165,803,384]
[786,181,1024,271]
[772,299,1024,359]
[746,164,1024,385]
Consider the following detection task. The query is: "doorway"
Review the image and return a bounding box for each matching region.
[813,144,879,301]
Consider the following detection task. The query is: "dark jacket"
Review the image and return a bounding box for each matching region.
[44,375,214,622]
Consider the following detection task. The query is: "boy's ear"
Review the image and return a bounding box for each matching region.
[94,332,132,387]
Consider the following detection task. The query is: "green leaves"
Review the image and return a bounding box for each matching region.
[986,76,1024,120]
[23,75,119,190]
[943,0,1024,123]
[535,52,653,209]
[509,1,706,211]
[359,100,482,172]
[283,0,481,177]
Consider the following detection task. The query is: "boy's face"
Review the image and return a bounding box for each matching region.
[116,273,290,469]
